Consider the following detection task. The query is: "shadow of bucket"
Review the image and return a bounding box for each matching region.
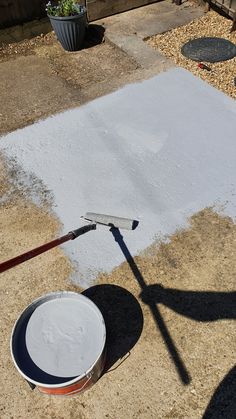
[82,284,144,372]
[10,291,106,396]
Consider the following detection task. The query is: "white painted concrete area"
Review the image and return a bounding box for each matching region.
[1,68,236,287]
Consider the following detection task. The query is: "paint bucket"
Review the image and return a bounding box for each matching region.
[11,291,106,396]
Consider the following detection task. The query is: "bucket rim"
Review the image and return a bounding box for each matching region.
[10,291,106,388]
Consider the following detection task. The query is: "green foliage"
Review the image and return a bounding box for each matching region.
[46,0,84,17]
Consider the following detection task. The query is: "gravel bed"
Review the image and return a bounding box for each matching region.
[0,32,56,62]
[146,11,236,99]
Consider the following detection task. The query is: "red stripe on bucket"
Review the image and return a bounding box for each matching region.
[38,375,92,395]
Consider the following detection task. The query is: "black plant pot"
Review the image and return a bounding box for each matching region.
[48,7,87,52]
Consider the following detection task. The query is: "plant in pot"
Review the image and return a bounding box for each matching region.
[46,0,87,51]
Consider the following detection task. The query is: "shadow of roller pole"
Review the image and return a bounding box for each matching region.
[110,227,191,385]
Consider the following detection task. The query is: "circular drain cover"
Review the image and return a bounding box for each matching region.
[181,37,236,63]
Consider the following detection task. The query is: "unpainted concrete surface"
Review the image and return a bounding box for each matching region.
[99,0,204,39]
[0,38,138,136]
[0,0,204,135]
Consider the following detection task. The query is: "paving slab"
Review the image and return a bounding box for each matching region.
[100,0,204,38]
[99,0,204,68]
[0,54,82,136]
[0,40,138,135]
[1,68,235,287]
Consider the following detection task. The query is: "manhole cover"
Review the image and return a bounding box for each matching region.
[181,37,236,63]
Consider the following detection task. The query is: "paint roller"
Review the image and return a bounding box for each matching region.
[81,212,138,231]
[0,213,138,274]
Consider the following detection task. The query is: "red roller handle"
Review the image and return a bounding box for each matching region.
[0,224,96,274]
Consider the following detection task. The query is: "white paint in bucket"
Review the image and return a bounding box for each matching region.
[25,295,106,378]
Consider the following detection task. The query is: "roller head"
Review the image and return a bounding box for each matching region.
[82,212,139,230]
